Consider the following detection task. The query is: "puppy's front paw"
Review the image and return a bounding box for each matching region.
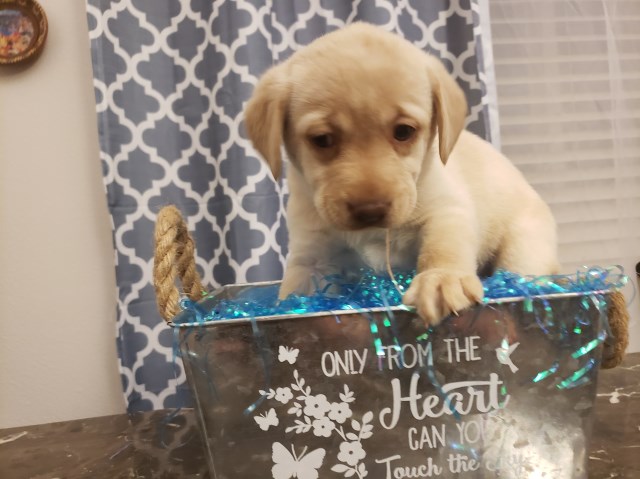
[278,266,316,300]
[403,269,484,326]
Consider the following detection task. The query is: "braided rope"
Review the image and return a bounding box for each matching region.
[602,290,629,369]
[153,205,205,322]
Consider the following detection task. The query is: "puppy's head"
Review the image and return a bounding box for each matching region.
[245,23,467,230]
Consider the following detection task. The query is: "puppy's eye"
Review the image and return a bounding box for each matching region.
[393,124,416,142]
[310,134,334,149]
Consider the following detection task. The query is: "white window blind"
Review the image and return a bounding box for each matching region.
[489,0,640,351]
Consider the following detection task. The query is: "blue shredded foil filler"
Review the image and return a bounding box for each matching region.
[175,267,626,324]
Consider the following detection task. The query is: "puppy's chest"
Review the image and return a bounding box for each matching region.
[335,228,420,272]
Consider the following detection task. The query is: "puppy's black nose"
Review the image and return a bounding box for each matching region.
[347,201,390,226]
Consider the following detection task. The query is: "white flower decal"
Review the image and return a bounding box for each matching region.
[303,394,331,419]
[275,387,293,404]
[330,412,373,478]
[337,441,366,467]
[328,402,352,424]
[255,346,373,479]
[312,416,335,438]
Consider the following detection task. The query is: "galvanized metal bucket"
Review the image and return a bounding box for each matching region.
[172,282,607,479]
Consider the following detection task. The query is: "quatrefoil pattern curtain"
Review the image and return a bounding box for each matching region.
[85,0,497,412]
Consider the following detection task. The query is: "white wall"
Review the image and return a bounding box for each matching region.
[0,0,125,428]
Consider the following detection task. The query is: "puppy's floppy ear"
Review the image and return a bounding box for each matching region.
[244,63,291,180]
[426,56,468,164]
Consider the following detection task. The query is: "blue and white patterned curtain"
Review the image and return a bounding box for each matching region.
[86,0,497,412]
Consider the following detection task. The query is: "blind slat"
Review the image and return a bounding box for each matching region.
[493,35,640,46]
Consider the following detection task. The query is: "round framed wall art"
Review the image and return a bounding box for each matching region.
[0,0,47,65]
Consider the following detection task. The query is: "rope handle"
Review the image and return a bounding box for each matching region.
[153,205,205,323]
[602,290,629,369]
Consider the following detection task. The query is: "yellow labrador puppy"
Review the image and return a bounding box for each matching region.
[244,23,558,325]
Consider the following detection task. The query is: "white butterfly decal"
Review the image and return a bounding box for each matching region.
[272,442,326,479]
[278,345,300,365]
[254,408,279,431]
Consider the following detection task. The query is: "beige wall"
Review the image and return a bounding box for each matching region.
[0,0,125,428]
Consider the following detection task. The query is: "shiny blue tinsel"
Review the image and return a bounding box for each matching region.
[175,267,626,325]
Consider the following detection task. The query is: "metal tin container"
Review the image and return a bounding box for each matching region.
[172,282,607,479]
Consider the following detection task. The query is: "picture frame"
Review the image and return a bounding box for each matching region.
[0,0,47,65]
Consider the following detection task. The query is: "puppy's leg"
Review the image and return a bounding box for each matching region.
[403,210,484,325]
[279,230,334,299]
[280,262,318,299]
[496,203,559,275]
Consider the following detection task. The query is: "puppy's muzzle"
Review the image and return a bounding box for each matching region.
[347,200,390,227]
